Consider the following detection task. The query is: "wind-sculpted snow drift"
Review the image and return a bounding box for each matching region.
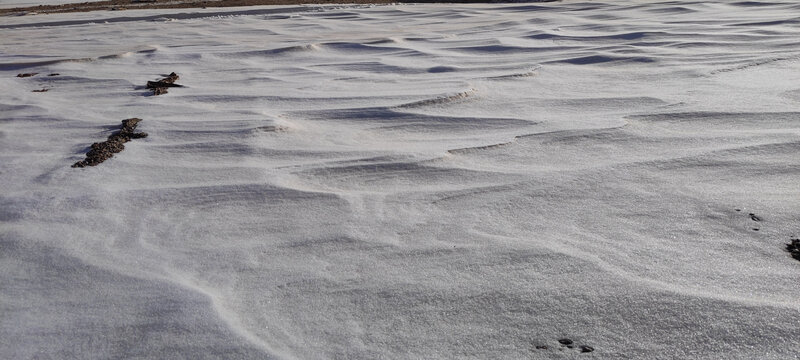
[2,1,800,359]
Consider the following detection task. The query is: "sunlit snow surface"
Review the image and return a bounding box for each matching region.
[2,1,800,358]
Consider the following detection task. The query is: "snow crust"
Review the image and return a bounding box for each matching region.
[2,1,800,358]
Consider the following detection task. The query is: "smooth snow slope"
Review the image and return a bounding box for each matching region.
[2,1,800,359]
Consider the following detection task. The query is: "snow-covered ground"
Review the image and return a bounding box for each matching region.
[2,1,800,358]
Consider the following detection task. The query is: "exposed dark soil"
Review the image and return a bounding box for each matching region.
[0,0,392,15]
[72,118,148,168]
[0,0,558,16]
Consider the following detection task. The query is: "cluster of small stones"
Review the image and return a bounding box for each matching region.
[72,118,148,168]
[146,72,182,95]
[534,338,593,353]
[16,73,59,77]
[16,72,60,92]
[735,208,763,231]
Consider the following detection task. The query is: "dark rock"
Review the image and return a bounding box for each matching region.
[72,118,148,168]
[151,87,169,95]
[162,72,179,83]
[146,80,183,89]
[255,125,288,132]
[580,345,594,353]
[787,238,800,261]
[146,72,182,96]
[16,72,38,78]
[558,338,573,346]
